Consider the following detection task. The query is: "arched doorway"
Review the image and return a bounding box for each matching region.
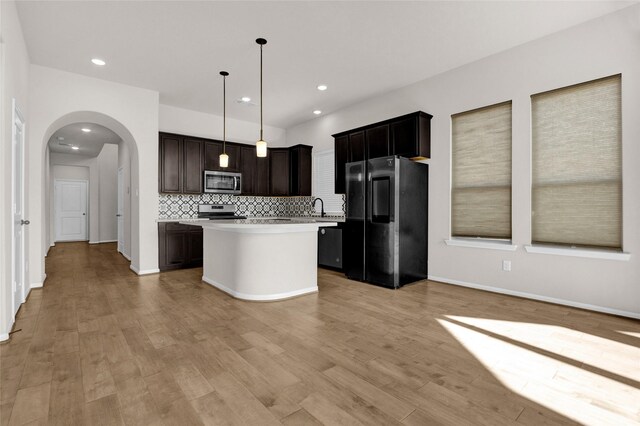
[37,111,149,278]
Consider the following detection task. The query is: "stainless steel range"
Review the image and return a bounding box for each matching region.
[197,204,246,220]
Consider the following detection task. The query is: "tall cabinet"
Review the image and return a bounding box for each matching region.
[333,111,432,193]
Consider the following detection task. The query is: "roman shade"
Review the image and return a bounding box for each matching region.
[452,101,512,239]
[531,74,622,249]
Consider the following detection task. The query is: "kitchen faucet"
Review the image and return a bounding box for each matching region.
[312,197,326,217]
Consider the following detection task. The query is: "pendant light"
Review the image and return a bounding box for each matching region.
[219,71,229,168]
[255,38,268,157]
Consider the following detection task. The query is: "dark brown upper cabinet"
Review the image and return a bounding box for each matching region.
[159,134,182,193]
[332,111,432,193]
[160,132,311,196]
[269,148,290,196]
[366,124,390,159]
[204,141,223,171]
[289,145,312,196]
[239,146,269,196]
[204,141,241,172]
[349,131,365,162]
[334,135,349,194]
[183,138,204,194]
[159,133,202,194]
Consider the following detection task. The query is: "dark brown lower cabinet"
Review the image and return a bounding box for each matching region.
[158,222,203,271]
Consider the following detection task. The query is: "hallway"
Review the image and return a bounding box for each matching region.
[1,242,639,425]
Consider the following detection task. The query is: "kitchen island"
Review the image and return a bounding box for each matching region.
[181,218,338,301]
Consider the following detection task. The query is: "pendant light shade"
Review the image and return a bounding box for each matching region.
[256,38,267,157]
[219,152,229,168]
[219,71,229,168]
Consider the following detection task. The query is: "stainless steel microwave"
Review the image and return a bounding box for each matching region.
[204,170,242,194]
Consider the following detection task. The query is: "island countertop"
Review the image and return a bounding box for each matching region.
[179,217,338,233]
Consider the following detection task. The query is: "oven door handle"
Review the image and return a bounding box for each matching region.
[234,176,240,191]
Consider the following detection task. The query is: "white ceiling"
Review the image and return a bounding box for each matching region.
[17,1,634,129]
[48,123,122,157]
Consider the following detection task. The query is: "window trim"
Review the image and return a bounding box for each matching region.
[525,244,630,261]
[445,237,517,251]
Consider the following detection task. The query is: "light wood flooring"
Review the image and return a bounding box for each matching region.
[1,242,639,425]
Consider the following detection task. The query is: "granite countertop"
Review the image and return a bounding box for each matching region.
[180,217,339,233]
[158,215,345,223]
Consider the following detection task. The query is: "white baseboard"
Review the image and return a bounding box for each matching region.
[89,240,118,245]
[202,276,318,301]
[428,275,640,320]
[0,333,9,342]
[119,251,131,261]
[30,274,46,289]
[129,264,159,275]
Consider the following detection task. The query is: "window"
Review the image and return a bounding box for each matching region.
[312,150,344,214]
[451,101,512,239]
[531,75,621,249]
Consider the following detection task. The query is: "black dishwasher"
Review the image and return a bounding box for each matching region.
[318,225,343,270]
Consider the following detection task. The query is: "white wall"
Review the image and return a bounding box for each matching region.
[0,0,31,339]
[52,164,90,181]
[97,144,118,242]
[28,65,160,283]
[159,104,287,146]
[118,141,132,258]
[287,6,640,317]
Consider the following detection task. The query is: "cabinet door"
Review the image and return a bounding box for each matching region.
[334,135,349,193]
[183,138,203,194]
[204,141,223,171]
[159,135,182,193]
[349,131,365,162]
[255,155,270,196]
[187,230,203,266]
[391,117,418,157]
[225,145,241,172]
[165,232,187,266]
[269,149,290,196]
[290,145,312,196]
[240,146,257,195]
[366,124,390,159]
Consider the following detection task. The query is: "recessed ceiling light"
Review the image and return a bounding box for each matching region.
[71,146,80,150]
[317,84,327,91]
[241,96,251,103]
[313,110,322,115]
[81,128,91,133]
[91,58,106,66]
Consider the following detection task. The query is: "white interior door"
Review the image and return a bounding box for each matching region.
[12,99,26,318]
[55,180,88,242]
[117,167,124,253]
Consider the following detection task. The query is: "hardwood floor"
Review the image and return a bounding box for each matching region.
[2,242,639,425]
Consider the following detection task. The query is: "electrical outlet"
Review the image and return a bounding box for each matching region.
[502,260,511,272]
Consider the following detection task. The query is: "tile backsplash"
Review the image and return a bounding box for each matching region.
[158,194,345,219]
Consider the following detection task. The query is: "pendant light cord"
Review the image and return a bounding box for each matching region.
[260,43,263,141]
[223,73,226,153]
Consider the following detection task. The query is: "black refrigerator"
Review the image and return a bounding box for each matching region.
[344,156,428,289]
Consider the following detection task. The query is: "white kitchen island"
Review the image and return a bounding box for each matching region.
[181,218,338,301]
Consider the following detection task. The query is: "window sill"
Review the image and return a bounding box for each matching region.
[445,238,517,251]
[524,245,630,261]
